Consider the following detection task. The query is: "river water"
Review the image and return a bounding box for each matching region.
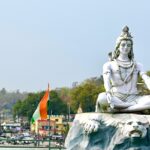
[0,148,65,150]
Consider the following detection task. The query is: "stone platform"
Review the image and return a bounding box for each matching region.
[65,113,150,150]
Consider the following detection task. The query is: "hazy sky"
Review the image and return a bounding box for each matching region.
[0,0,150,92]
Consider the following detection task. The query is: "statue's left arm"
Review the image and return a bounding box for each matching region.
[138,63,150,90]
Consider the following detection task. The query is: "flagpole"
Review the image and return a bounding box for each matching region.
[48,107,50,150]
[31,84,50,148]
[48,84,51,150]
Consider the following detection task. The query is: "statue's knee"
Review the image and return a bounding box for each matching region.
[97,92,107,105]
[96,92,109,112]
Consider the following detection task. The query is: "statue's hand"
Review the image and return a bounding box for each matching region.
[106,92,115,109]
[82,119,100,134]
[141,74,150,90]
[146,80,150,90]
[106,92,111,103]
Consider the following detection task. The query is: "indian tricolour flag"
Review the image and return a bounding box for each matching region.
[31,84,50,124]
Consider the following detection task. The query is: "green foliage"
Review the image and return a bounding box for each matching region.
[13,92,42,121]
[0,88,6,95]
[62,123,70,138]
[70,77,105,113]
[13,90,68,121]
[12,70,150,121]
[56,87,71,103]
[48,90,68,115]
[12,77,105,121]
[13,100,22,117]
[0,88,28,118]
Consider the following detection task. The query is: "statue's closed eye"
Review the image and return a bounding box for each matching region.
[127,121,132,125]
[121,43,126,47]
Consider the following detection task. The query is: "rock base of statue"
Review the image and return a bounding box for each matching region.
[65,113,150,150]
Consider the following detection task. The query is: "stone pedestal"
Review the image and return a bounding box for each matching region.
[65,113,150,150]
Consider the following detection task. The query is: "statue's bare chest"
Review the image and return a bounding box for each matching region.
[110,62,138,83]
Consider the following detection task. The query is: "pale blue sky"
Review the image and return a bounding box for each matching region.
[0,0,150,92]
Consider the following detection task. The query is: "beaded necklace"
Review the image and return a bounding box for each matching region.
[115,59,135,83]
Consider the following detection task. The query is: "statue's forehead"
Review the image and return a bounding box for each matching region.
[111,114,149,124]
[124,117,149,124]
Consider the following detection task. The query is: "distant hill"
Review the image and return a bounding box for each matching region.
[0,88,28,116]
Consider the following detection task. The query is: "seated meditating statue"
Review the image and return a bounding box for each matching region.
[96,26,150,113]
[65,27,150,150]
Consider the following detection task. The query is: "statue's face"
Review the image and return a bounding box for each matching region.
[119,40,132,55]
[120,119,148,138]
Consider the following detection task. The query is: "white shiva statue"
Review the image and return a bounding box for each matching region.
[96,26,150,113]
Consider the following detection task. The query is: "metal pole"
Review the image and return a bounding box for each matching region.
[68,104,70,122]
[37,122,39,147]
[0,113,1,132]
[48,97,51,150]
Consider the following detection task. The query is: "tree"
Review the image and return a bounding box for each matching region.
[56,87,71,103]
[0,88,6,95]
[13,92,43,121]
[48,91,68,115]
[70,80,105,113]
[13,90,69,121]
[13,100,23,118]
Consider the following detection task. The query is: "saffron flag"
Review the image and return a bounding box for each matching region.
[31,84,50,124]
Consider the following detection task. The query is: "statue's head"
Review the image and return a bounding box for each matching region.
[113,26,134,60]
[119,118,149,138]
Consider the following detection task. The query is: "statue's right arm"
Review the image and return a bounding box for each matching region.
[138,63,150,90]
[103,62,112,93]
[103,62,113,105]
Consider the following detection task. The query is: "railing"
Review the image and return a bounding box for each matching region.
[0,138,66,149]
